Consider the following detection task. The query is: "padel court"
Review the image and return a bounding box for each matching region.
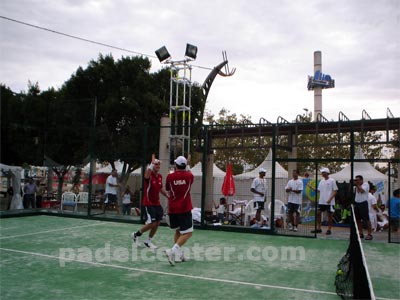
[0,215,399,300]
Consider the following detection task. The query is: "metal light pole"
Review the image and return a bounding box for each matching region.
[155,44,197,166]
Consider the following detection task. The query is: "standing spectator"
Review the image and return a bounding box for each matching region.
[311,168,338,235]
[104,169,119,213]
[121,186,134,216]
[164,156,194,266]
[250,168,267,223]
[285,169,303,232]
[23,178,37,209]
[131,155,168,249]
[213,197,228,223]
[367,183,379,232]
[389,188,400,232]
[354,175,373,240]
[36,181,44,208]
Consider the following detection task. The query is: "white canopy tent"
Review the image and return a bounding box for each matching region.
[188,162,226,208]
[0,163,24,210]
[96,161,125,174]
[190,162,226,178]
[235,150,288,179]
[330,147,388,199]
[234,149,289,202]
[330,148,387,182]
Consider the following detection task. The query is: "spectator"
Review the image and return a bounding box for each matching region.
[311,168,338,235]
[367,183,379,232]
[213,197,228,223]
[250,168,267,223]
[36,181,44,208]
[250,215,268,229]
[376,204,389,231]
[389,188,400,233]
[23,178,37,209]
[104,169,119,213]
[121,186,134,216]
[285,169,303,232]
[354,175,373,240]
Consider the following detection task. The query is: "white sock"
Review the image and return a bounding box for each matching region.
[171,244,180,254]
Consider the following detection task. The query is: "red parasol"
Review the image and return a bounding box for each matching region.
[221,163,236,196]
[82,173,109,185]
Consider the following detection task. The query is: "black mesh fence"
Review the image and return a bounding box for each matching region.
[2,117,399,243]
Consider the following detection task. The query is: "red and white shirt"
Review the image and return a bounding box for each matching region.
[166,170,194,214]
[142,172,163,206]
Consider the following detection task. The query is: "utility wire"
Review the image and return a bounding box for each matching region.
[0,15,213,70]
[0,15,156,58]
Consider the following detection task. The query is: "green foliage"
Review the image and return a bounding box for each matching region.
[1,54,204,186]
[203,108,271,174]
[203,108,397,176]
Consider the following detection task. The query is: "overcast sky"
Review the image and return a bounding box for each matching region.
[1,0,399,123]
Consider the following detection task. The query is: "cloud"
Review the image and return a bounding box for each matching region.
[0,0,399,121]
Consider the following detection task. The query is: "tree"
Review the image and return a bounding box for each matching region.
[2,54,205,196]
[1,84,22,164]
[1,82,55,166]
[290,111,387,174]
[59,54,204,184]
[201,108,394,176]
[202,108,271,174]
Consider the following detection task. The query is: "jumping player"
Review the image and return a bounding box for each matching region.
[131,154,168,249]
[164,156,194,265]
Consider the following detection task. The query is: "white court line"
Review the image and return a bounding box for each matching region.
[0,247,340,297]
[1,248,393,300]
[0,222,106,239]
[0,226,23,231]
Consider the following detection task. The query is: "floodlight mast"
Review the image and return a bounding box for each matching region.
[155,44,196,165]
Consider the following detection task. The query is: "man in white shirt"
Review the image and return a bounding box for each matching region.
[251,168,267,222]
[367,183,379,232]
[285,169,303,232]
[312,168,338,235]
[104,169,119,213]
[354,175,372,240]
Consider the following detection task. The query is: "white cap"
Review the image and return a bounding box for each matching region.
[320,167,330,174]
[259,168,267,173]
[174,156,187,166]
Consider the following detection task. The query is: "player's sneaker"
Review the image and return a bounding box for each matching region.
[293,226,298,232]
[288,224,293,231]
[165,249,175,266]
[131,232,141,247]
[174,250,188,263]
[180,253,189,262]
[144,241,157,249]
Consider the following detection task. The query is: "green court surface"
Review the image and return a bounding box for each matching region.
[0,216,399,300]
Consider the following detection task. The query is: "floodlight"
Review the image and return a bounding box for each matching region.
[155,46,171,63]
[185,43,198,60]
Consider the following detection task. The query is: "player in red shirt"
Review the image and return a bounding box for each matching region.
[131,154,168,249]
[164,155,194,265]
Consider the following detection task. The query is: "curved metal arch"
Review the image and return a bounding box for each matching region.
[198,51,236,125]
[198,61,229,125]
